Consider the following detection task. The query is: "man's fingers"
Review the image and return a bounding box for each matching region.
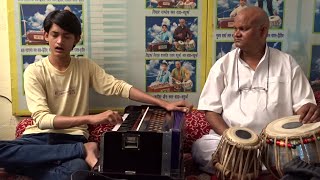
[297,108,308,121]
[309,108,320,123]
[302,106,316,123]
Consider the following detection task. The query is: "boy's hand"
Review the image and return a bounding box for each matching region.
[90,110,123,125]
[163,100,193,113]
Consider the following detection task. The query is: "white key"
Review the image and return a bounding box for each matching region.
[112,113,129,131]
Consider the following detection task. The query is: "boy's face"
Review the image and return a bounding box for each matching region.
[45,23,80,58]
[161,64,168,71]
[162,26,167,32]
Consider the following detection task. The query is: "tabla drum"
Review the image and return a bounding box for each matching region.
[185,39,196,51]
[212,127,261,180]
[176,1,184,8]
[173,81,182,92]
[269,15,282,28]
[176,40,185,51]
[184,2,196,9]
[182,80,193,91]
[260,115,320,179]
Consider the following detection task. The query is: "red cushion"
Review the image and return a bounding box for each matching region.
[87,124,115,143]
[184,110,210,152]
[15,118,34,139]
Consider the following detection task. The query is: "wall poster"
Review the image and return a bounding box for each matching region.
[8,0,208,115]
[209,0,320,84]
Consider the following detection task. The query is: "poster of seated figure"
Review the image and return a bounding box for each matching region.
[210,0,320,79]
[8,0,207,115]
[146,59,196,94]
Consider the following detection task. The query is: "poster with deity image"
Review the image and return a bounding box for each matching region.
[216,0,284,29]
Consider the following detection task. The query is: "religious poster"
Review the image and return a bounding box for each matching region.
[210,0,320,80]
[8,0,207,115]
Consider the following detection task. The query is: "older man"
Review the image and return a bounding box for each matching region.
[192,6,319,173]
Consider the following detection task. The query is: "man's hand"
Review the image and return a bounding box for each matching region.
[90,110,123,125]
[163,100,193,113]
[296,103,320,123]
[177,33,183,39]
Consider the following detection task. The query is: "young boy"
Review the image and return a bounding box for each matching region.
[156,61,171,83]
[0,10,192,180]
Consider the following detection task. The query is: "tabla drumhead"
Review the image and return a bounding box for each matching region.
[265,115,320,137]
[225,127,259,146]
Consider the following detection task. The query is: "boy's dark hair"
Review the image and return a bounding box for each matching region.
[161,61,168,66]
[162,24,168,29]
[43,10,81,37]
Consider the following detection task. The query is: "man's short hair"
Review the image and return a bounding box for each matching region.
[162,24,168,29]
[43,10,81,37]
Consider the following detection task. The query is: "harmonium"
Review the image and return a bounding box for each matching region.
[97,105,185,180]
[147,83,174,92]
[148,42,172,52]
[217,17,235,28]
[157,0,176,8]
[25,30,47,45]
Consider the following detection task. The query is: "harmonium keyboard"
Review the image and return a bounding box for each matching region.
[98,105,185,180]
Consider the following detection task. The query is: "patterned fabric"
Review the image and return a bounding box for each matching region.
[184,110,210,152]
[87,124,115,143]
[15,118,34,139]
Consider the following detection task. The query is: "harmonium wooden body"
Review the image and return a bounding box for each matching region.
[157,0,177,8]
[217,17,235,28]
[98,105,185,180]
[25,30,47,45]
[148,42,172,52]
[147,83,174,92]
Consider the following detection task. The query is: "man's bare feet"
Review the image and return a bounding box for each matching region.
[83,142,99,169]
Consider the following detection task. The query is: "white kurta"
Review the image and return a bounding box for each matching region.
[192,46,316,173]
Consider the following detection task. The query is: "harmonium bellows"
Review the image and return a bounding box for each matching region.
[98,105,185,179]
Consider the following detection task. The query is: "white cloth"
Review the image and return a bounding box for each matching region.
[230,5,247,17]
[192,46,316,172]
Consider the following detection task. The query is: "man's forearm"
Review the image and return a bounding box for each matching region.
[205,111,229,135]
[53,115,92,129]
[128,87,169,108]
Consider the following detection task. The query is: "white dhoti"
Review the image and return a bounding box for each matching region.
[191,129,221,174]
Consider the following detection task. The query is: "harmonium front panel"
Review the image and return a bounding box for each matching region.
[99,105,185,179]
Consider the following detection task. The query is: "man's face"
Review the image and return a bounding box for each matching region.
[233,14,263,51]
[179,19,186,27]
[175,62,181,69]
[45,23,79,58]
[240,0,246,6]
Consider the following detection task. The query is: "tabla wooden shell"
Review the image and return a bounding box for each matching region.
[212,127,261,180]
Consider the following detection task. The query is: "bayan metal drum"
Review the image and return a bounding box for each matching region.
[176,40,185,51]
[212,127,261,180]
[182,80,193,91]
[185,39,196,51]
[261,115,320,179]
[269,15,282,28]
